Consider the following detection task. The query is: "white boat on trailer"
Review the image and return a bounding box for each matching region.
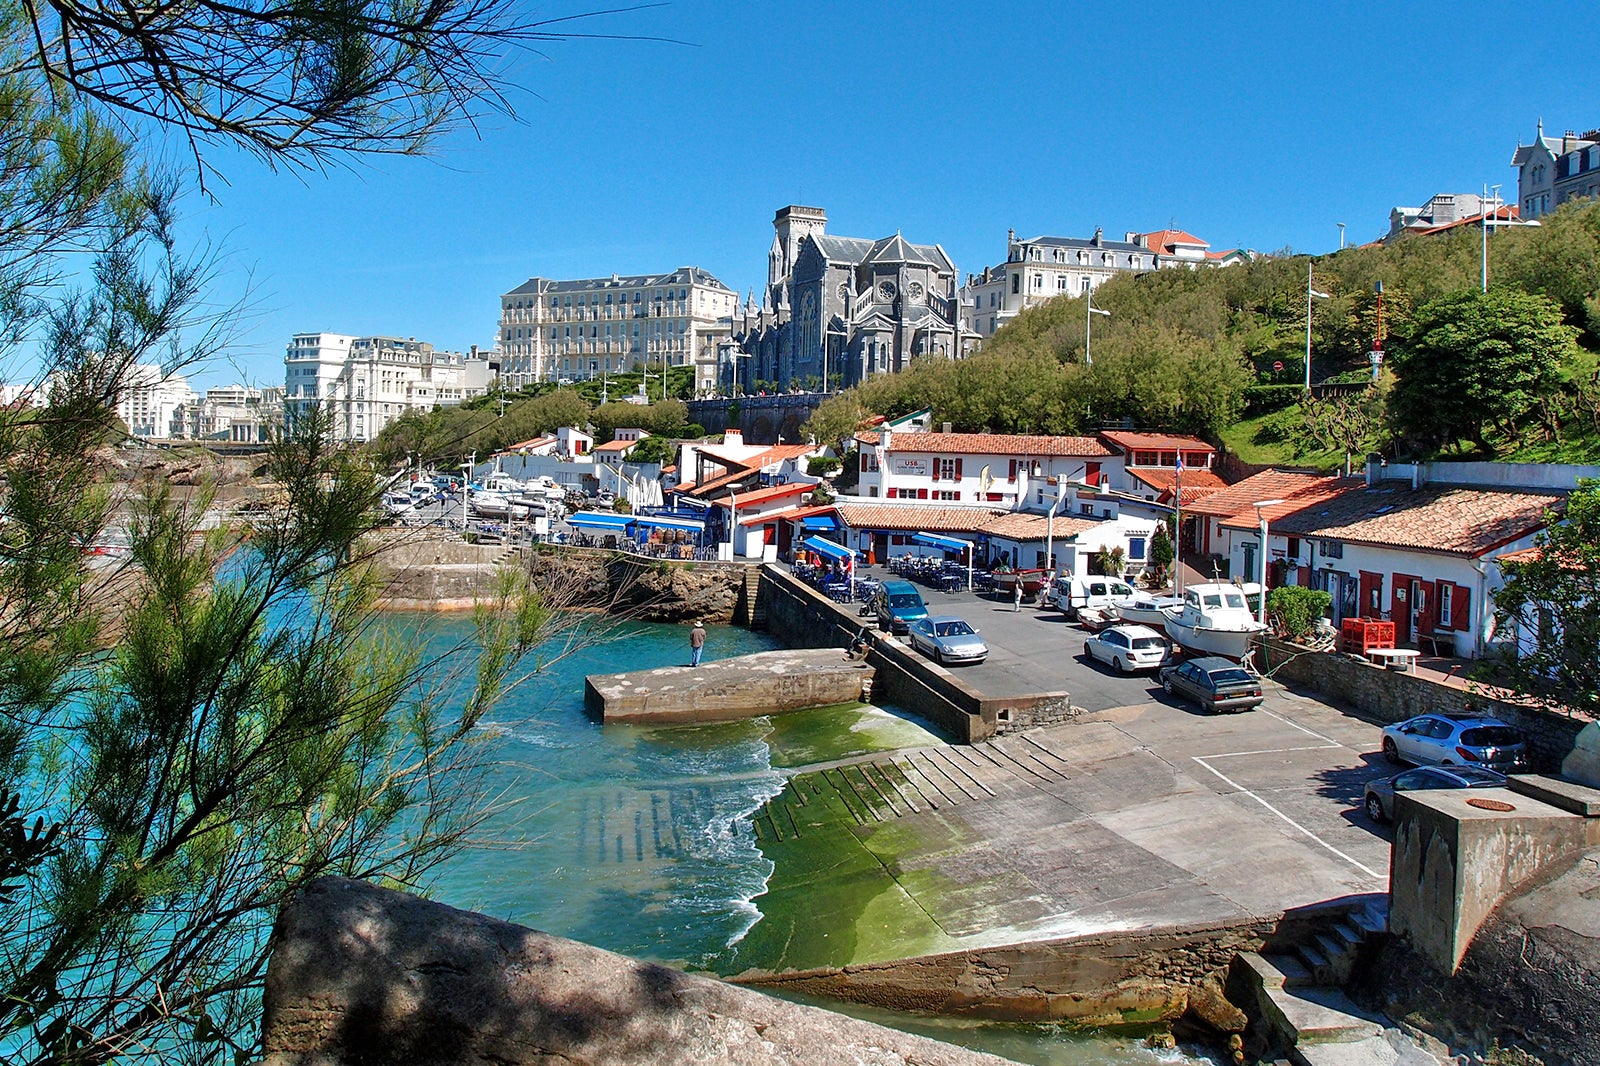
[1113,592,1184,627]
[1161,582,1266,661]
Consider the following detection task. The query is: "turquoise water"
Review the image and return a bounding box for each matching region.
[418,613,1217,1065]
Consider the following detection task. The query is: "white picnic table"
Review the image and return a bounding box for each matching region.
[1367,647,1421,673]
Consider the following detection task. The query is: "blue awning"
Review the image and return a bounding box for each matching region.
[912,532,974,554]
[568,510,632,531]
[800,535,854,564]
[801,515,839,531]
[632,514,705,533]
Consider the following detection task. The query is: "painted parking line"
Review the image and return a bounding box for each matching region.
[1190,754,1383,880]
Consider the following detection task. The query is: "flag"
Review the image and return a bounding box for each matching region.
[980,465,993,493]
[1175,453,1183,473]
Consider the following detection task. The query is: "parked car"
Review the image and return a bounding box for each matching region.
[1084,624,1169,673]
[1363,765,1508,824]
[907,616,988,666]
[1158,656,1264,713]
[873,579,929,635]
[1380,713,1529,772]
[1048,575,1135,619]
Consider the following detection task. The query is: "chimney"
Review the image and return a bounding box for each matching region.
[941,421,952,434]
[1092,227,1103,246]
[1365,455,1384,487]
[724,428,743,447]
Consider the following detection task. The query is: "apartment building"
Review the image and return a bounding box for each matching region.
[283,333,492,443]
[1512,120,1600,220]
[113,364,196,438]
[498,267,738,394]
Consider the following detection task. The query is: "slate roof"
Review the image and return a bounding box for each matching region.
[1185,470,1342,520]
[1270,482,1566,557]
[884,432,1112,457]
[504,266,731,297]
[1018,233,1147,252]
[1100,431,1217,455]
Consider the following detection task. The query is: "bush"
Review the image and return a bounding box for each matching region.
[1243,384,1306,415]
[1268,585,1332,640]
[807,456,842,477]
[1092,547,1126,576]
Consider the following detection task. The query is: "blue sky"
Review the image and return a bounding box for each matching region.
[163,0,1599,388]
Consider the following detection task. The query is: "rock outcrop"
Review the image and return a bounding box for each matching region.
[259,878,1020,1066]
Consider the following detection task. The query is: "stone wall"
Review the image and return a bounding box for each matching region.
[259,878,1017,1066]
[757,567,1072,744]
[520,546,751,623]
[735,906,1352,1026]
[1259,638,1587,771]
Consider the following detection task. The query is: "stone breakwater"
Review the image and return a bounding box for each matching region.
[370,536,751,622]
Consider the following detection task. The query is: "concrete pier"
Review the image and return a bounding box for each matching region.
[585,649,875,725]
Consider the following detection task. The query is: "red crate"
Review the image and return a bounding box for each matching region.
[1340,618,1396,655]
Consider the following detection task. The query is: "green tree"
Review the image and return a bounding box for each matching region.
[1492,480,1600,718]
[1388,288,1582,454]
[626,433,677,466]
[1149,523,1174,583]
[0,1,633,1060]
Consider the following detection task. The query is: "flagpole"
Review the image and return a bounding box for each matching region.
[1174,453,1183,594]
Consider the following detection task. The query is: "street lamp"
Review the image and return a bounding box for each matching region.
[1250,499,1285,627]
[1085,297,1110,365]
[1481,183,1502,292]
[1336,222,1346,250]
[1304,263,1330,390]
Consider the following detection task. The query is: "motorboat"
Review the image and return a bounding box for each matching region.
[1161,582,1267,660]
[468,489,512,518]
[1114,592,1184,627]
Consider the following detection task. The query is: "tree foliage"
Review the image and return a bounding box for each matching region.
[1388,288,1580,454]
[1268,586,1333,641]
[1492,480,1600,718]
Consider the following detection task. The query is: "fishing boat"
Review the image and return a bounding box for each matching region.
[1114,592,1184,627]
[990,568,1050,596]
[1162,582,1267,660]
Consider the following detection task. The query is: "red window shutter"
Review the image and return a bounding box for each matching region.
[1450,583,1470,631]
[931,458,940,481]
[1085,461,1100,481]
[954,458,963,480]
[886,487,896,499]
[918,488,928,500]
[860,451,869,472]
[1009,459,1017,480]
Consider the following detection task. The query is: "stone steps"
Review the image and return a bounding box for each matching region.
[741,566,766,628]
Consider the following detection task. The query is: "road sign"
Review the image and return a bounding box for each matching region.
[1272,360,1284,372]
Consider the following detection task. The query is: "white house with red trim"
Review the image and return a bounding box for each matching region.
[1258,461,1587,657]
[856,429,1118,506]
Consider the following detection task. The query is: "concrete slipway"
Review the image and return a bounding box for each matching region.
[725,684,1396,1018]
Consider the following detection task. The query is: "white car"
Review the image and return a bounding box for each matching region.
[1083,624,1169,673]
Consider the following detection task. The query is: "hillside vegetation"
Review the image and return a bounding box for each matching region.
[806,199,1600,469]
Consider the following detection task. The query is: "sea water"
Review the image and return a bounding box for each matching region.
[420,614,1216,1066]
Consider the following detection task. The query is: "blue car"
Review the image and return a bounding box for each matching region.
[1380,713,1528,772]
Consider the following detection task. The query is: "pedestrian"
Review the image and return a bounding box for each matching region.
[1012,581,1023,612]
[689,620,707,666]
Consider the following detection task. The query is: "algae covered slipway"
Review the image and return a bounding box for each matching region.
[420,615,1214,1064]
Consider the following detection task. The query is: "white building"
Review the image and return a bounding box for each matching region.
[111,364,195,438]
[498,267,738,394]
[283,333,493,443]
[855,428,1120,507]
[173,384,272,442]
[1512,121,1600,220]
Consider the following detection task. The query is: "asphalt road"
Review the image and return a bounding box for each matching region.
[865,574,1162,712]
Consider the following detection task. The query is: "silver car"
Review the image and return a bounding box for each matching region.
[907,616,988,666]
[1084,624,1169,673]
[1363,765,1508,824]
[1380,713,1529,772]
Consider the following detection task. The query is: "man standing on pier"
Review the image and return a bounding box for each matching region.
[689,621,707,666]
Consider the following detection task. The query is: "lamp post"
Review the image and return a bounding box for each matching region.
[1085,297,1110,365]
[460,451,476,533]
[1304,263,1330,390]
[1251,498,1285,627]
[1336,222,1346,250]
[1480,183,1502,292]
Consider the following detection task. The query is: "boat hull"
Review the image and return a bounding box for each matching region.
[1162,615,1262,661]
[1115,597,1182,627]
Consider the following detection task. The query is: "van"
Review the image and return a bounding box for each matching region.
[1048,575,1135,619]
[873,579,929,634]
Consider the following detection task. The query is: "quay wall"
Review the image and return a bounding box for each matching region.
[757,566,1074,744]
[734,904,1356,1026]
[1259,638,1586,771]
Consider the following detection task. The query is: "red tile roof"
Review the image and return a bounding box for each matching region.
[1271,483,1566,557]
[1185,470,1341,520]
[1128,467,1228,501]
[593,439,635,453]
[1141,229,1209,255]
[740,503,835,527]
[884,432,1111,457]
[1496,546,1542,565]
[1099,430,1217,454]
[711,481,809,509]
[833,504,1100,541]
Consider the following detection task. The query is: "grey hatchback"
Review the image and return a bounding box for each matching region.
[1363,764,1508,824]
[1158,656,1264,714]
[1379,713,1528,772]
